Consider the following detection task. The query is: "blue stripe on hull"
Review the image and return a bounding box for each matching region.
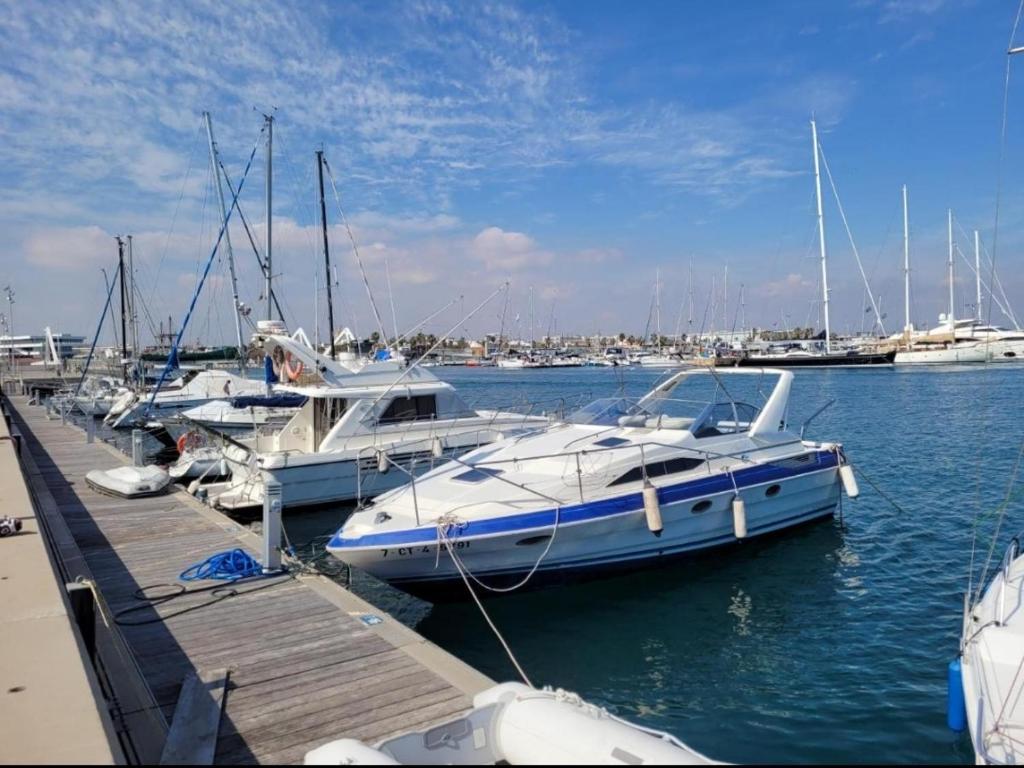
[329,449,840,549]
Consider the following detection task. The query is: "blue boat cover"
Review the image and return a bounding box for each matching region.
[230,393,307,409]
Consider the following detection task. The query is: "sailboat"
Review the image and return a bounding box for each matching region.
[737,120,895,368]
[894,206,987,364]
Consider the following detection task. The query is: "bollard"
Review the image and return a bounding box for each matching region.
[131,429,144,467]
[262,480,284,574]
[86,416,95,444]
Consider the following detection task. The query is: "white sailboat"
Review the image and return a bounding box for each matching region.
[895,207,987,364]
[957,536,1024,763]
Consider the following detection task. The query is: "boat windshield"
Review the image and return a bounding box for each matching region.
[567,397,648,426]
[568,372,773,432]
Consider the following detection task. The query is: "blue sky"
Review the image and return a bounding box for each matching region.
[1,0,1022,344]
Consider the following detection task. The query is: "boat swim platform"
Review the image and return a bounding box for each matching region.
[1,392,493,765]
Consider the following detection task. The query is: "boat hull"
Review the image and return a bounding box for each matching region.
[329,454,842,599]
[737,350,896,367]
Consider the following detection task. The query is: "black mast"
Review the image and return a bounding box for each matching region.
[116,236,128,382]
[316,150,337,360]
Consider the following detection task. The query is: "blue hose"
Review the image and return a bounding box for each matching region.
[180,549,263,582]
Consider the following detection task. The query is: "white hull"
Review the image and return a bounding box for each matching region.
[894,344,987,364]
[213,448,458,510]
[330,457,841,592]
[960,541,1024,764]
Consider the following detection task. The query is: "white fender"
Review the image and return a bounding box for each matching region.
[377,450,390,474]
[839,464,859,498]
[732,496,747,539]
[642,482,663,535]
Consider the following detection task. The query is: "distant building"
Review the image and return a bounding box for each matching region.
[0,332,85,360]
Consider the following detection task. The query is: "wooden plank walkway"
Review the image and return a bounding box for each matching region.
[7,395,492,765]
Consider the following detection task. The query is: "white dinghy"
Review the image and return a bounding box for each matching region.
[305,682,717,765]
[85,465,171,498]
[328,367,859,599]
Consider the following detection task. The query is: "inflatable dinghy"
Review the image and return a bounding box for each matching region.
[169,447,229,481]
[85,466,171,498]
[305,682,717,765]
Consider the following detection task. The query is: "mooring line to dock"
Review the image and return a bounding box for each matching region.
[851,463,908,516]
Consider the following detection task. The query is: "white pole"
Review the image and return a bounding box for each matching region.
[203,112,247,373]
[812,119,831,354]
[975,229,982,321]
[903,185,911,334]
[948,209,956,334]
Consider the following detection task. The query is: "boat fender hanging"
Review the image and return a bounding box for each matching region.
[431,437,444,458]
[732,495,747,539]
[839,464,859,498]
[377,450,390,474]
[947,658,967,732]
[642,481,662,536]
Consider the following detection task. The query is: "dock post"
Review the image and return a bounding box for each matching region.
[60,400,66,426]
[131,429,143,466]
[262,480,283,574]
[86,416,95,444]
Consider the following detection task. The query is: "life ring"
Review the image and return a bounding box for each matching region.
[282,351,304,382]
[176,430,204,455]
[270,346,304,381]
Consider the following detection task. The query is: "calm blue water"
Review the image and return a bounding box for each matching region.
[93,365,1024,763]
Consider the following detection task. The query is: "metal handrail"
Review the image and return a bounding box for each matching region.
[800,399,836,439]
[997,535,1021,626]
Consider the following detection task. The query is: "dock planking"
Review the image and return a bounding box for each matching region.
[6,394,490,765]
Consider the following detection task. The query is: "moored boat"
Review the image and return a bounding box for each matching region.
[327,367,858,599]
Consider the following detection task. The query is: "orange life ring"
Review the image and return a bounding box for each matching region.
[282,351,304,382]
[176,430,203,455]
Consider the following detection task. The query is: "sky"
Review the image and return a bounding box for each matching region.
[2,0,1024,346]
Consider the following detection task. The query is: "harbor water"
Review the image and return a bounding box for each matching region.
[91,364,1019,763]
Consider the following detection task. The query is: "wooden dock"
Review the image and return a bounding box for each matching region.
[4,393,493,765]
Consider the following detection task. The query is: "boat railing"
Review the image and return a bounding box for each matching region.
[373,434,814,526]
[997,534,1021,626]
[799,399,836,439]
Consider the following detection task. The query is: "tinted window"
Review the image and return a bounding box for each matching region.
[594,436,631,447]
[379,395,437,423]
[609,456,705,486]
[452,467,504,483]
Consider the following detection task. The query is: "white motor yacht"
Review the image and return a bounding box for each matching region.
[327,367,858,599]
[203,367,551,511]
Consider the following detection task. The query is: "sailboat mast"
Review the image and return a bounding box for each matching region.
[974,230,982,321]
[265,113,273,321]
[723,265,728,332]
[203,112,247,373]
[903,184,911,334]
[116,236,128,383]
[687,258,694,329]
[948,209,955,333]
[317,150,337,360]
[655,268,661,350]
[811,119,831,354]
[126,234,137,363]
